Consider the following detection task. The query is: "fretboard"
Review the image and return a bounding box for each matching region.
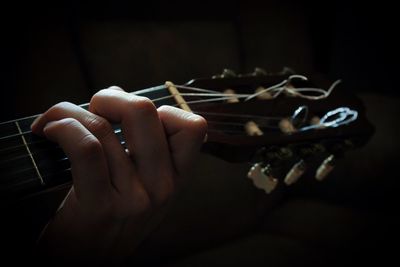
[0,84,177,205]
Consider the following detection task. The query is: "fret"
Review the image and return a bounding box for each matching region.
[15,121,45,185]
[16,116,39,133]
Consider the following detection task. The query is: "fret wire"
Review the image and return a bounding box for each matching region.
[15,121,45,185]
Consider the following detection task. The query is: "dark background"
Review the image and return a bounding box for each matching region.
[0,1,398,120]
[0,1,399,266]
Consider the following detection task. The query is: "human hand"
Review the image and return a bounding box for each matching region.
[31,87,207,265]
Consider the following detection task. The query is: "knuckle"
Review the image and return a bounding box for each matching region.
[85,115,113,140]
[108,85,123,91]
[150,173,175,207]
[52,117,80,130]
[90,89,108,105]
[154,185,174,207]
[77,134,103,157]
[126,96,157,117]
[130,192,152,216]
[193,115,208,132]
[188,114,208,137]
[48,101,74,115]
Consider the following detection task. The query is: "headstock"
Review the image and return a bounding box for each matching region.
[174,68,374,193]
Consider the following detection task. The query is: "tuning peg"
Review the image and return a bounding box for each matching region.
[223,89,240,103]
[254,86,273,100]
[279,118,296,134]
[315,155,335,181]
[247,163,278,194]
[284,160,306,185]
[244,121,264,136]
[290,106,309,128]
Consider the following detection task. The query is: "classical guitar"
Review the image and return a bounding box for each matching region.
[0,68,374,208]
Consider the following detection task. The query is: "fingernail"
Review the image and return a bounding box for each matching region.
[30,115,42,130]
[43,121,57,132]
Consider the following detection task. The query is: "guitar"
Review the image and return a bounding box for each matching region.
[0,68,374,208]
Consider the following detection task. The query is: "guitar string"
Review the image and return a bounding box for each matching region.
[0,80,345,165]
[0,79,340,144]
[0,121,250,165]
[0,79,344,182]
[0,105,286,154]
[0,75,339,130]
[3,122,359,192]
[1,116,264,167]
[0,106,358,184]
[0,128,247,184]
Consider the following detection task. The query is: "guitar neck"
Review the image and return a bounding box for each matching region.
[0,84,177,206]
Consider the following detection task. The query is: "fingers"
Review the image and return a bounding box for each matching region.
[157,105,207,178]
[42,118,111,206]
[90,90,174,204]
[31,102,133,192]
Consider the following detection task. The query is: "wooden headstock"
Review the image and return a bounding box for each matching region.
[175,68,374,193]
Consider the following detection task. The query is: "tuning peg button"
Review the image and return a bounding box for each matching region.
[316,155,335,181]
[223,89,240,103]
[284,160,306,185]
[247,163,278,194]
[245,121,264,136]
[279,118,297,134]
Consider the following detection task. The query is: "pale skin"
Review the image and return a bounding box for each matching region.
[30,86,207,265]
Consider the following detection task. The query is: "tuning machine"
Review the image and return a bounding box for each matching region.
[284,160,307,185]
[316,155,335,181]
[314,140,354,181]
[247,163,278,194]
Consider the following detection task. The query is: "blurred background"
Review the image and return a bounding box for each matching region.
[0,1,399,266]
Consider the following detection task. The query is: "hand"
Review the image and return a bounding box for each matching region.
[31,87,207,265]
